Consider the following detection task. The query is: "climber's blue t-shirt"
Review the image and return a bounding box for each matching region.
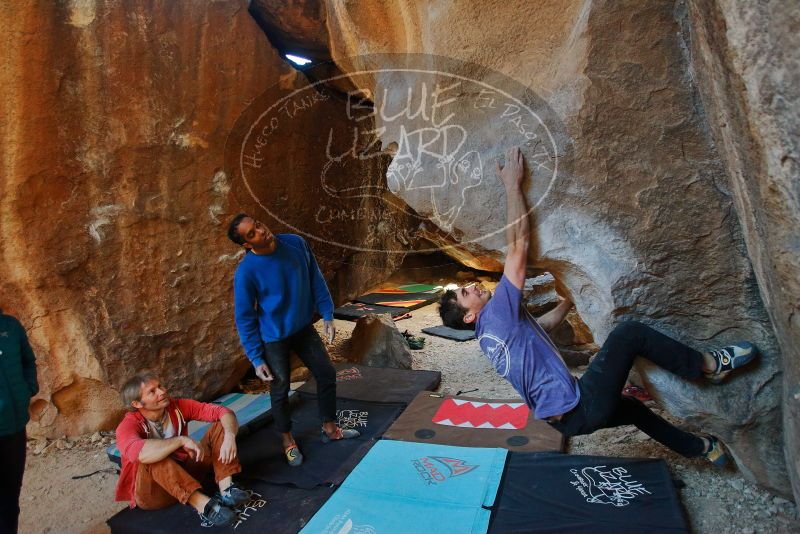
[475,276,580,419]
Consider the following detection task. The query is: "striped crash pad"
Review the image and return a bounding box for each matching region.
[301,440,507,534]
[374,283,442,294]
[383,392,564,453]
[106,392,288,466]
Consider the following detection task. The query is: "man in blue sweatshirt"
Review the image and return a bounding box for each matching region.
[228,214,359,467]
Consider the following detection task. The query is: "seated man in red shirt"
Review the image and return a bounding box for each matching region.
[114,373,250,527]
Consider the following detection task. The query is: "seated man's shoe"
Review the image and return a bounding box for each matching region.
[702,435,729,467]
[704,342,758,384]
[200,497,237,527]
[321,426,361,444]
[285,444,304,467]
[218,482,250,508]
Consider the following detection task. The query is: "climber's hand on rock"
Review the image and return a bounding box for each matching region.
[495,146,525,190]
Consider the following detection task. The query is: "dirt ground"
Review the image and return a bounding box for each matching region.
[19,267,799,533]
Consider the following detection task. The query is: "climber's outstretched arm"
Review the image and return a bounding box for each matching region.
[498,146,529,290]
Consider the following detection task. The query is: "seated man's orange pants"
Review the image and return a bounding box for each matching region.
[134,422,242,510]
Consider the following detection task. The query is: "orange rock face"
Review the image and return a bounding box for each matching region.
[0,0,283,436]
[0,0,413,437]
[249,0,798,498]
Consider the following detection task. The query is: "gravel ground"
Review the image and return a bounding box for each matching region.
[20,292,799,533]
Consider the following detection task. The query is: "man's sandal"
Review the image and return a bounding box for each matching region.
[285,444,304,467]
[321,427,361,444]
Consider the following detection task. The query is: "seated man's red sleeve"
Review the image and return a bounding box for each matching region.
[177,398,232,423]
[116,416,147,463]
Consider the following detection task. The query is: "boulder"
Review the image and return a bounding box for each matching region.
[550,311,595,347]
[348,314,412,369]
[523,274,559,315]
[250,0,794,496]
[289,366,311,383]
[559,345,597,368]
[524,274,555,294]
[681,0,800,501]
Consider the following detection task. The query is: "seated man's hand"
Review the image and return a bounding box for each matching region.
[219,433,238,464]
[181,436,204,462]
[255,363,273,382]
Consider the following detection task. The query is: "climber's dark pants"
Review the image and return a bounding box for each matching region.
[549,321,707,457]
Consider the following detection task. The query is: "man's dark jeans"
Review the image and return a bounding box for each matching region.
[263,323,337,433]
[550,321,706,457]
[0,429,26,533]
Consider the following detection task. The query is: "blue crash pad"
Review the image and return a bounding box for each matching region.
[301,440,507,534]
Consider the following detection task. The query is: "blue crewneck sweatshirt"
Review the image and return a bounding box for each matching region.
[233,234,334,367]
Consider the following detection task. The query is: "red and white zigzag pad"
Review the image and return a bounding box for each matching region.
[431,398,530,430]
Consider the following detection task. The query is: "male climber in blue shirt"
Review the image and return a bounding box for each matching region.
[228,214,359,467]
[439,147,758,466]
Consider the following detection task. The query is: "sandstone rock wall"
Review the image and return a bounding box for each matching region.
[0,0,282,437]
[0,0,410,438]
[2,0,796,501]
[251,0,794,496]
[681,0,800,501]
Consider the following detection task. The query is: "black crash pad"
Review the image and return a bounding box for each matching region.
[333,302,409,320]
[422,324,476,341]
[240,396,404,489]
[354,290,441,310]
[107,480,334,534]
[489,453,689,533]
[297,363,441,404]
